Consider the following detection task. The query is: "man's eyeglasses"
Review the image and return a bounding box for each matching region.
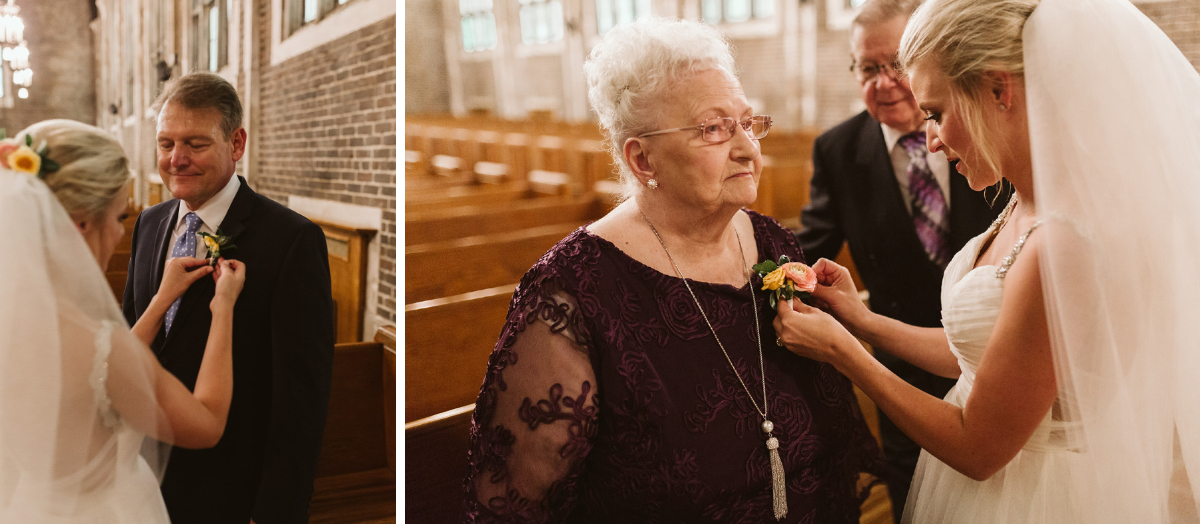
[851,59,902,85]
[638,115,772,143]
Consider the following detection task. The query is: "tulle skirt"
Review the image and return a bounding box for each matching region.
[901,382,1091,524]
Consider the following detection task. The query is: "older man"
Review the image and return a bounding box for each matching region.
[795,0,1008,520]
[123,72,334,524]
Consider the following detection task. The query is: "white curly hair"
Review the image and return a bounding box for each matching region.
[583,17,738,200]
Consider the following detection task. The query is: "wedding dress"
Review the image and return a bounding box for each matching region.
[903,0,1200,521]
[0,170,171,522]
[902,205,1091,524]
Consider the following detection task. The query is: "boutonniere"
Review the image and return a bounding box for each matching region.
[752,255,817,309]
[197,229,238,266]
[0,132,61,179]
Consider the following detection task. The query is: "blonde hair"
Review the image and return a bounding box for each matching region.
[899,0,1039,179]
[21,119,130,219]
[583,17,737,200]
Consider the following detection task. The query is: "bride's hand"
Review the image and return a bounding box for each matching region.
[773,295,860,366]
[158,257,214,304]
[211,258,246,311]
[809,258,870,331]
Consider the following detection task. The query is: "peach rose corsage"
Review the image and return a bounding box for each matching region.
[753,255,815,308]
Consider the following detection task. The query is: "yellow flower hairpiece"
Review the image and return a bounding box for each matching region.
[0,132,60,179]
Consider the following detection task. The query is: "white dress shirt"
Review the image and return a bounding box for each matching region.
[881,123,952,214]
[164,175,241,272]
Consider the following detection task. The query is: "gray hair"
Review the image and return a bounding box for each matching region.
[899,0,1039,179]
[22,119,130,219]
[852,0,921,29]
[583,17,737,200]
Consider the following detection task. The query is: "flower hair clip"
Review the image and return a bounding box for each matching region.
[0,131,60,179]
[752,255,817,309]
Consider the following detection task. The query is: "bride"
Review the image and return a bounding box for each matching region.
[0,119,245,522]
[773,0,1200,522]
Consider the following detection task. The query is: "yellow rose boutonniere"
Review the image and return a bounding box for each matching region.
[4,133,60,178]
[196,228,238,266]
[752,255,815,309]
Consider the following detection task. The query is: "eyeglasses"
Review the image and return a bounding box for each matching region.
[851,59,902,85]
[638,115,772,143]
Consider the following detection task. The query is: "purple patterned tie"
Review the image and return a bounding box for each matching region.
[898,131,951,267]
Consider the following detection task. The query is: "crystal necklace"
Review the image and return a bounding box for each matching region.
[641,212,787,521]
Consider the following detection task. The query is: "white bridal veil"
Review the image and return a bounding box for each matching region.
[0,170,170,520]
[1026,0,1200,520]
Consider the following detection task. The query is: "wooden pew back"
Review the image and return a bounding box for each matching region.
[405,197,605,245]
[404,405,473,524]
[405,222,580,304]
[405,284,514,422]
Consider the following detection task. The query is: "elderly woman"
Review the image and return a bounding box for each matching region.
[463,18,885,523]
[774,0,1200,522]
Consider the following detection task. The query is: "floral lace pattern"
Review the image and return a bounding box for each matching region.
[464,211,885,523]
[89,320,121,429]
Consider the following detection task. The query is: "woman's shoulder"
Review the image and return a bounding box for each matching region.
[743,209,807,263]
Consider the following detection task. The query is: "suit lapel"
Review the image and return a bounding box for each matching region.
[855,119,919,243]
[159,178,256,352]
[150,201,181,295]
[218,177,255,244]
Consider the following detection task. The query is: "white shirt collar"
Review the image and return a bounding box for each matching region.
[174,175,241,233]
[881,122,914,153]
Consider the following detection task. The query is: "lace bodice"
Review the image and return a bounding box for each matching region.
[463,210,886,523]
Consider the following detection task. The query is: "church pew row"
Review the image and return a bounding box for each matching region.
[405,222,581,304]
[309,326,397,523]
[405,197,607,246]
[405,181,534,213]
[404,404,473,524]
[405,284,515,422]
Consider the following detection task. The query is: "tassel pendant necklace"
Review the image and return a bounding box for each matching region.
[643,212,787,520]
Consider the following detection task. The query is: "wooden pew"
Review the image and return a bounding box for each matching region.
[405,197,606,245]
[751,154,813,225]
[405,284,514,422]
[105,205,140,303]
[405,222,580,304]
[405,182,531,214]
[404,404,473,524]
[309,326,397,524]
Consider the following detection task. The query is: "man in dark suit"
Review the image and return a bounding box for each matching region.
[123,72,334,524]
[796,1,1007,520]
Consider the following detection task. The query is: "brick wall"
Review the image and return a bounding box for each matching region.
[0,0,95,133]
[256,14,398,324]
[1137,0,1200,69]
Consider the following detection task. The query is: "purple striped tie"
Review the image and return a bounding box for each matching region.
[899,131,951,267]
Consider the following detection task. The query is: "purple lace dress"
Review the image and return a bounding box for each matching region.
[464,210,885,523]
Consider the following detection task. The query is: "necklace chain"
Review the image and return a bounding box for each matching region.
[641,212,768,420]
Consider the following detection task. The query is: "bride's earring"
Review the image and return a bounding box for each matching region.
[647,179,658,189]
[999,103,1008,111]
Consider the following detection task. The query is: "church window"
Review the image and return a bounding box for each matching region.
[518,0,563,45]
[701,0,776,24]
[459,0,497,52]
[596,0,651,35]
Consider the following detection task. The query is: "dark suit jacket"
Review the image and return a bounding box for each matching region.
[797,110,1007,333]
[123,177,335,524]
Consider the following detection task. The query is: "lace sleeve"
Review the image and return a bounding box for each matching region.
[464,280,599,523]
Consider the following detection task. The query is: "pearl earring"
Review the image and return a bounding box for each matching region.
[647,179,658,189]
[999,103,1008,111]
